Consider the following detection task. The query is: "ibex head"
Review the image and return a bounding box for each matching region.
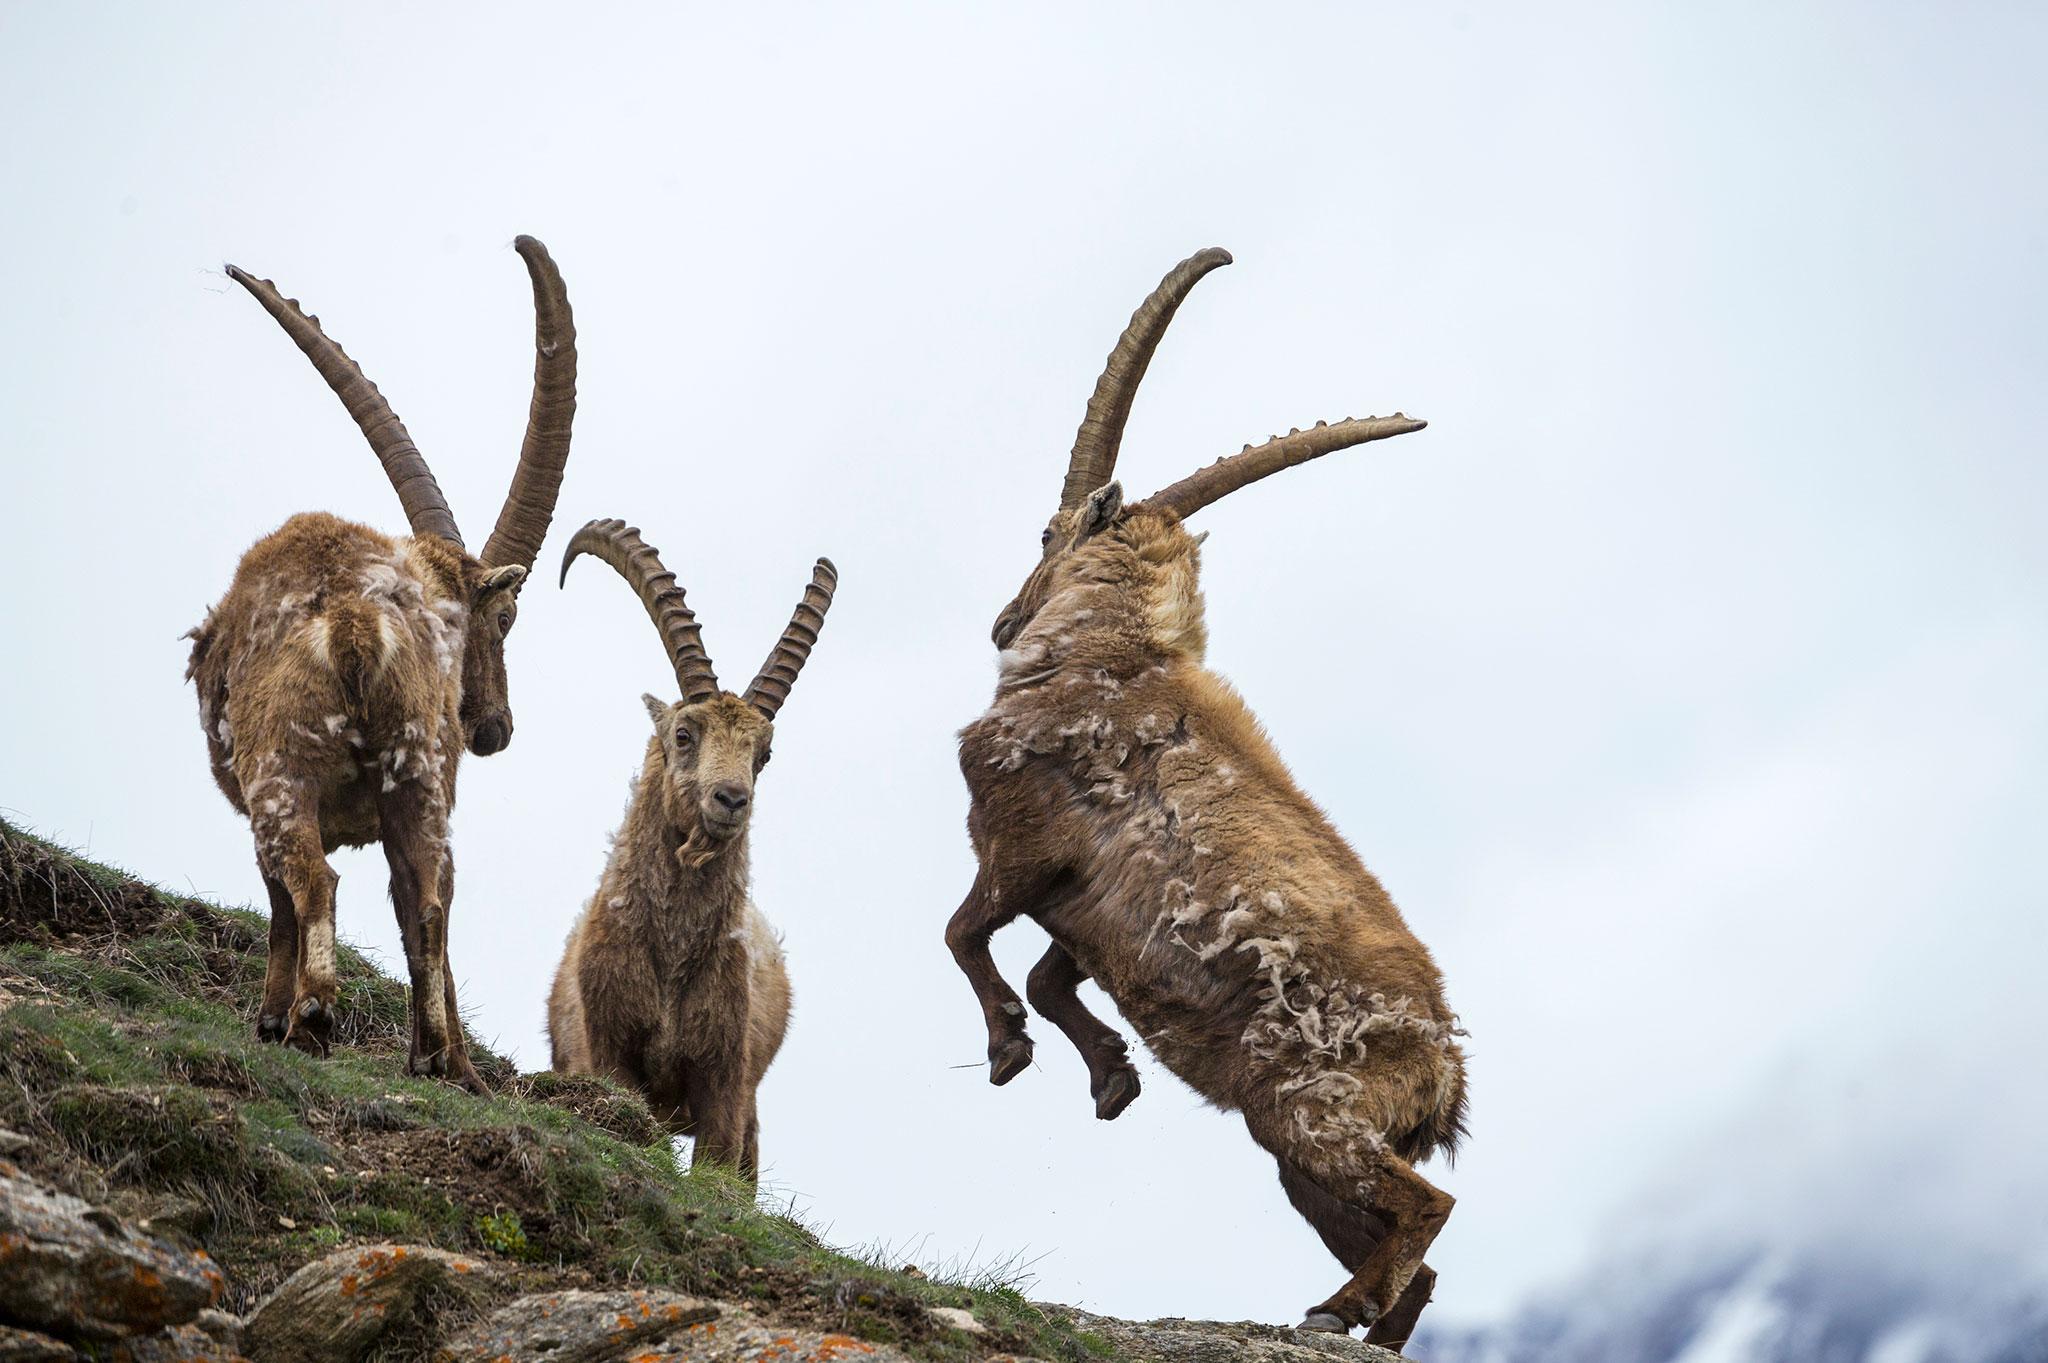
[992,248,1425,651]
[225,236,579,757]
[560,520,837,865]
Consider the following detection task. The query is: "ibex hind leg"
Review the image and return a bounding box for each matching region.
[1304,1152,1451,1333]
[256,873,300,1045]
[1276,1156,1437,1343]
[1026,942,1141,1119]
[376,778,460,1086]
[1364,1263,1436,1352]
[250,785,338,1057]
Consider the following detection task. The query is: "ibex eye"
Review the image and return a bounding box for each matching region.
[498,612,512,634]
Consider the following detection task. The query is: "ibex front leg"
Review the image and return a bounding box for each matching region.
[945,859,1051,1086]
[1026,942,1141,1119]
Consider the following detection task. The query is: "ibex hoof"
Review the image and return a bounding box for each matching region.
[284,995,333,1057]
[256,1013,289,1045]
[1093,1066,1141,1120]
[1297,1313,1350,1334]
[989,1036,1034,1086]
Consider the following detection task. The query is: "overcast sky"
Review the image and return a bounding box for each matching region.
[2,2,2043,1332]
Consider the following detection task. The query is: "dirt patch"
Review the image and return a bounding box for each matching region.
[509,1071,665,1146]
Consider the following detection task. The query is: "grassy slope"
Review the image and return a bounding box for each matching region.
[0,816,1116,1362]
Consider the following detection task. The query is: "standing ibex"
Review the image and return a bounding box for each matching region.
[947,249,1461,1345]
[547,519,836,1180]
[186,237,577,1093]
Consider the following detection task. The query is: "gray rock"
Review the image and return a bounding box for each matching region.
[103,1192,212,1243]
[436,1288,721,1362]
[927,1305,984,1335]
[619,1315,916,1359]
[1047,1306,1406,1362]
[0,1161,224,1342]
[192,1308,242,1353]
[0,1324,81,1361]
[241,1243,493,1363]
[105,1322,248,1360]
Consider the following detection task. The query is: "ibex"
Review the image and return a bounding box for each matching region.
[947,249,1462,1345]
[185,237,577,1093]
[547,519,836,1180]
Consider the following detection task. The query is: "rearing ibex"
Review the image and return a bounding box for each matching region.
[947,249,1461,1345]
[186,237,577,1092]
[548,520,836,1180]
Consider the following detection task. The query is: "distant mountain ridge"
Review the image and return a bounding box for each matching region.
[1417,1242,2048,1363]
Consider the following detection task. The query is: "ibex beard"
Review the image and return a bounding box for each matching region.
[948,248,1463,1344]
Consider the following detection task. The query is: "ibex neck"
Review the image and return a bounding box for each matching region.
[1001,536,1207,690]
[610,754,753,976]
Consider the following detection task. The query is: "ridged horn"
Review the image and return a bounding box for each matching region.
[1132,415,1428,521]
[559,519,720,704]
[742,559,838,720]
[226,264,462,545]
[481,236,578,572]
[1059,247,1233,512]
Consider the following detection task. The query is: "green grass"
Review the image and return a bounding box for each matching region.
[0,816,1118,1361]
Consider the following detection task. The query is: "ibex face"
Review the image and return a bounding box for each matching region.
[459,564,530,755]
[641,692,773,845]
[992,483,1132,651]
[560,518,836,864]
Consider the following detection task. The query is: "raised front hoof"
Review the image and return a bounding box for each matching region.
[283,996,334,1057]
[1297,1312,1352,1335]
[988,1036,1034,1086]
[1092,1065,1141,1120]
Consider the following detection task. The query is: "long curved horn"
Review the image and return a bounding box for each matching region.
[742,559,838,720]
[1133,415,1427,521]
[481,236,578,571]
[1059,247,1233,513]
[559,519,720,704]
[226,264,462,545]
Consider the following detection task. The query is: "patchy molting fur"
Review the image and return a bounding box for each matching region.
[186,511,526,1090]
[547,692,792,1180]
[952,502,1466,1334]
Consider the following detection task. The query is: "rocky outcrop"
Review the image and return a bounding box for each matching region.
[0,1159,238,1360]
[433,1288,926,1362]
[1046,1307,1404,1363]
[241,1242,496,1363]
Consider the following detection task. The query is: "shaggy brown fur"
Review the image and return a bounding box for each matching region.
[546,521,833,1181]
[547,694,792,1176]
[188,514,526,1090]
[186,237,577,1092]
[946,248,1456,1342]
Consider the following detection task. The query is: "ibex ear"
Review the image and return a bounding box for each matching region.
[642,693,670,729]
[477,564,529,601]
[1082,481,1124,537]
